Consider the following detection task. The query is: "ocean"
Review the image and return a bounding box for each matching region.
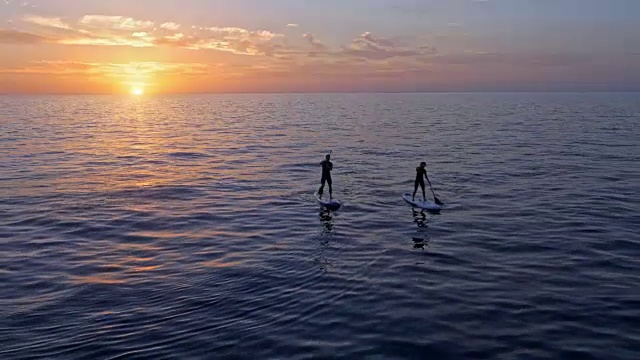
[1,93,639,359]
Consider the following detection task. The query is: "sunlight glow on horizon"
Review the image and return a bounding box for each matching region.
[131,86,144,96]
[0,0,638,93]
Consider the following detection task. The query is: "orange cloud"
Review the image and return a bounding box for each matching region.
[15,14,440,63]
[17,14,286,54]
[58,35,156,47]
[0,60,208,76]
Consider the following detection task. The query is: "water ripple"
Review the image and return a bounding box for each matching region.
[1,93,639,359]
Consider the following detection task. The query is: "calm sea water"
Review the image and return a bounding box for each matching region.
[1,93,639,359]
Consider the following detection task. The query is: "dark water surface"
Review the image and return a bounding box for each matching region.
[1,93,639,359]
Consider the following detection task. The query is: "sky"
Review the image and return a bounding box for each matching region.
[0,0,639,94]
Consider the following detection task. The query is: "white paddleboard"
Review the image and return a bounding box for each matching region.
[402,193,442,211]
[315,192,341,210]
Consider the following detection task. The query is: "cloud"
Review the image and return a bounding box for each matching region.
[59,35,156,47]
[341,32,434,60]
[0,28,48,43]
[360,32,395,47]
[79,15,154,31]
[95,61,210,78]
[202,26,281,41]
[160,22,180,31]
[303,33,327,51]
[153,32,191,47]
[160,27,284,55]
[0,60,209,78]
[286,23,299,28]
[13,14,436,62]
[23,15,71,30]
[20,14,157,46]
[15,14,285,54]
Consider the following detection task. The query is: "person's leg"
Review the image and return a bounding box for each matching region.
[318,176,326,196]
[420,182,426,202]
[413,180,419,200]
[327,177,333,200]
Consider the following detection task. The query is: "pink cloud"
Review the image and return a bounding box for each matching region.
[79,15,154,31]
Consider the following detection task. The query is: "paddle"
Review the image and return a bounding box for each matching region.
[328,150,332,201]
[424,172,444,206]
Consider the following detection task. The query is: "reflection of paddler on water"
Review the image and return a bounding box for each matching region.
[412,208,428,228]
[319,210,334,233]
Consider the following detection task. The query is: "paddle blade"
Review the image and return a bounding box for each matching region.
[434,196,444,206]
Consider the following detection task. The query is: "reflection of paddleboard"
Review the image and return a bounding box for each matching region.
[402,193,442,211]
[315,192,341,210]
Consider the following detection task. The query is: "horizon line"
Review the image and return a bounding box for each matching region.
[2,90,640,96]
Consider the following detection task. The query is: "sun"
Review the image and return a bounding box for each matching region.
[130,86,144,96]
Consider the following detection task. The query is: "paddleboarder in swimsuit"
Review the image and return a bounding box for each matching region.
[318,154,333,200]
[413,162,428,201]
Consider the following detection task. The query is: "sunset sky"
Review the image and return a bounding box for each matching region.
[1,0,638,94]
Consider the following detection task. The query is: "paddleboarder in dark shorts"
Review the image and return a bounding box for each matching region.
[318,154,333,200]
[413,162,428,201]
